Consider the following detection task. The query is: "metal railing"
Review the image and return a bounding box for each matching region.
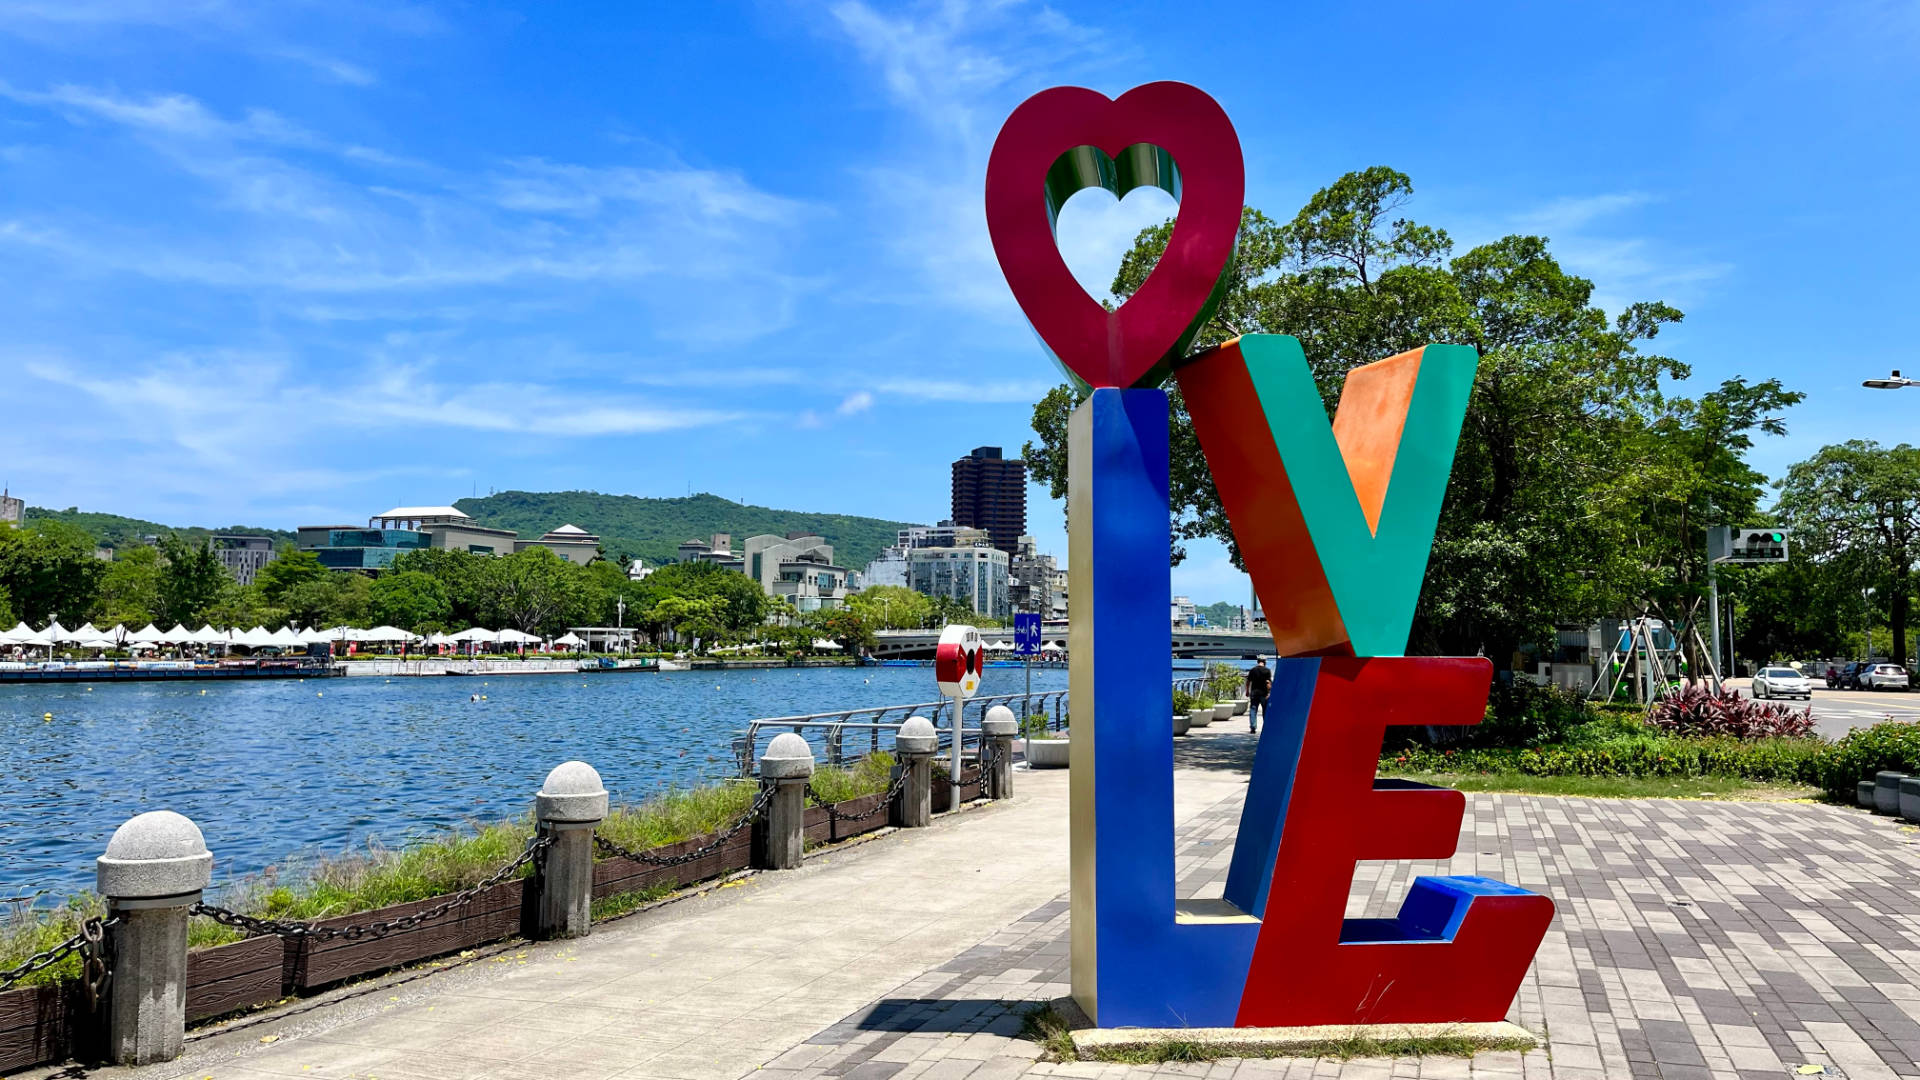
[733,678,1213,775]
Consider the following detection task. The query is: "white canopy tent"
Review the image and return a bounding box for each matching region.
[448,628,497,644]
[36,622,68,645]
[552,632,585,648]
[162,624,195,645]
[495,629,540,644]
[130,623,166,644]
[69,622,99,642]
[77,638,118,650]
[360,626,416,644]
[190,625,227,645]
[0,622,33,644]
[234,626,275,648]
[268,627,303,648]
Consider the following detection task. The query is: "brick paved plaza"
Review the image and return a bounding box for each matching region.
[49,729,1920,1080]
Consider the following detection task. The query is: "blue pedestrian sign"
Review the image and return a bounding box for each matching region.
[1014,612,1042,656]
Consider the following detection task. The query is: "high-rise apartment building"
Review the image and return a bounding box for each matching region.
[950,446,1025,555]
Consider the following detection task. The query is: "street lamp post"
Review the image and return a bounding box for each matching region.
[1864,370,1918,390]
[1864,586,1878,660]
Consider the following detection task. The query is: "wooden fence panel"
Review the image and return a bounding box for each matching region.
[289,879,528,991]
[186,935,287,1021]
[0,984,74,1073]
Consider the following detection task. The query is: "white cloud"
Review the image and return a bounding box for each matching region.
[872,376,1055,403]
[837,391,874,416]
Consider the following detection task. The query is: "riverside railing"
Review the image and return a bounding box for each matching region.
[0,727,1026,1072]
[733,678,1210,776]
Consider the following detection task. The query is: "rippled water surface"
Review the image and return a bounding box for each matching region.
[0,663,1073,898]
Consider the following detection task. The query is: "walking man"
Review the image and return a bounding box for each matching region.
[1244,657,1272,734]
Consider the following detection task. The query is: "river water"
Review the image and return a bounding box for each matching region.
[0,662,1091,900]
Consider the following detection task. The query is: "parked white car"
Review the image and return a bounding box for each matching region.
[1752,666,1813,699]
[1861,664,1911,691]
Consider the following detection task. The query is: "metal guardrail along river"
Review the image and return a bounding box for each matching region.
[732,678,1208,775]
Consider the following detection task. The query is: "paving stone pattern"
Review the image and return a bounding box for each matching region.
[768,776,1920,1080]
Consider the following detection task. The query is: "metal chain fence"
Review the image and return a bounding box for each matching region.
[0,915,115,994]
[189,834,551,942]
[592,784,774,868]
[805,762,914,823]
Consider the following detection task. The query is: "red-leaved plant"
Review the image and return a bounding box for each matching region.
[1648,682,1815,739]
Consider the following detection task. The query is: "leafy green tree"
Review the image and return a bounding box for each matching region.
[92,543,163,627]
[156,534,231,626]
[199,585,287,633]
[481,547,585,634]
[1026,167,1797,665]
[1776,441,1920,664]
[254,547,327,604]
[0,520,106,625]
[640,560,767,632]
[652,594,723,651]
[0,584,15,628]
[807,607,875,654]
[847,585,931,630]
[280,578,345,630]
[369,571,453,632]
[924,594,973,628]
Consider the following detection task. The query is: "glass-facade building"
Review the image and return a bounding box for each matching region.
[296,526,430,570]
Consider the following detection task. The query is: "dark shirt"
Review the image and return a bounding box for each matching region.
[1246,665,1272,699]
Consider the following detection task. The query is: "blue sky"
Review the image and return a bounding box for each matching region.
[0,1,1915,606]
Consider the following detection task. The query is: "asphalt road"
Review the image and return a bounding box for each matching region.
[1737,679,1920,738]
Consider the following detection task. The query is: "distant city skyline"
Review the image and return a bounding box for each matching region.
[2,3,1911,608]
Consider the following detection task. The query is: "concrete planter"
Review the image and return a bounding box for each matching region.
[1859,780,1878,808]
[1231,698,1250,716]
[1187,709,1214,729]
[1025,737,1070,768]
[1902,777,1920,823]
[1212,703,1235,723]
[1173,713,1190,737]
[1874,771,1907,815]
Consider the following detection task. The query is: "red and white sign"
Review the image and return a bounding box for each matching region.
[934,624,984,699]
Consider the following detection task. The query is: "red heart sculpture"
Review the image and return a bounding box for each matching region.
[986,81,1244,390]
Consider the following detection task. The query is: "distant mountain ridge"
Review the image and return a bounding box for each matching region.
[23,507,294,550]
[456,491,919,570]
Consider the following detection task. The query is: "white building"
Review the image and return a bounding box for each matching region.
[743,533,850,612]
[861,546,909,589]
[1171,596,1200,627]
[0,488,20,528]
[908,543,1010,619]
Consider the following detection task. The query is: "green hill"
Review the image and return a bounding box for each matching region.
[456,491,919,570]
[22,507,294,550]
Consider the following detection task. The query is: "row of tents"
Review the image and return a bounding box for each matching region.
[0,621,586,650]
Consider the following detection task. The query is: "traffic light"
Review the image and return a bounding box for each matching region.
[1714,527,1789,563]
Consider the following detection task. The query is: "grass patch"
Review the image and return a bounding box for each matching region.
[1021,1004,1079,1061]
[1381,771,1819,801]
[1083,1034,1537,1064]
[0,895,106,988]
[806,752,897,804]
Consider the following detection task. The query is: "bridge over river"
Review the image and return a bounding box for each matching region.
[869,624,1273,660]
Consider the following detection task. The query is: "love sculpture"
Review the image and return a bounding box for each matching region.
[986,82,1553,1028]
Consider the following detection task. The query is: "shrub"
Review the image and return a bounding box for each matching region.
[1172,689,1199,714]
[1648,683,1814,739]
[1204,662,1243,702]
[1471,679,1595,748]
[1816,721,1920,797]
[1021,713,1053,739]
[1384,734,1825,785]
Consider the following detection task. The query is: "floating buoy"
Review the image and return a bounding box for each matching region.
[86,687,92,691]
[42,712,52,721]
[200,689,207,695]
[481,695,488,701]
[316,691,323,697]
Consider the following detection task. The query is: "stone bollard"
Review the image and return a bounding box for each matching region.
[96,811,212,1066]
[756,733,814,870]
[893,716,937,828]
[534,761,608,940]
[1902,777,1920,823]
[1859,780,1879,809]
[982,705,1017,800]
[1875,771,1907,815]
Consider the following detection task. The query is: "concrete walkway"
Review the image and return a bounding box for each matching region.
[43,724,1920,1080]
[62,739,1250,1080]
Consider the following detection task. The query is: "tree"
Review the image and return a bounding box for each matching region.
[925,594,974,629]
[652,594,723,651]
[156,534,232,626]
[0,520,105,625]
[1777,441,1920,664]
[369,571,453,632]
[807,608,874,654]
[92,543,163,627]
[1025,167,1797,665]
[254,547,327,604]
[481,547,585,634]
[846,585,931,630]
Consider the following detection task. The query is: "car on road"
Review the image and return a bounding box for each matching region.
[1752,666,1813,699]
[1861,664,1911,691]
